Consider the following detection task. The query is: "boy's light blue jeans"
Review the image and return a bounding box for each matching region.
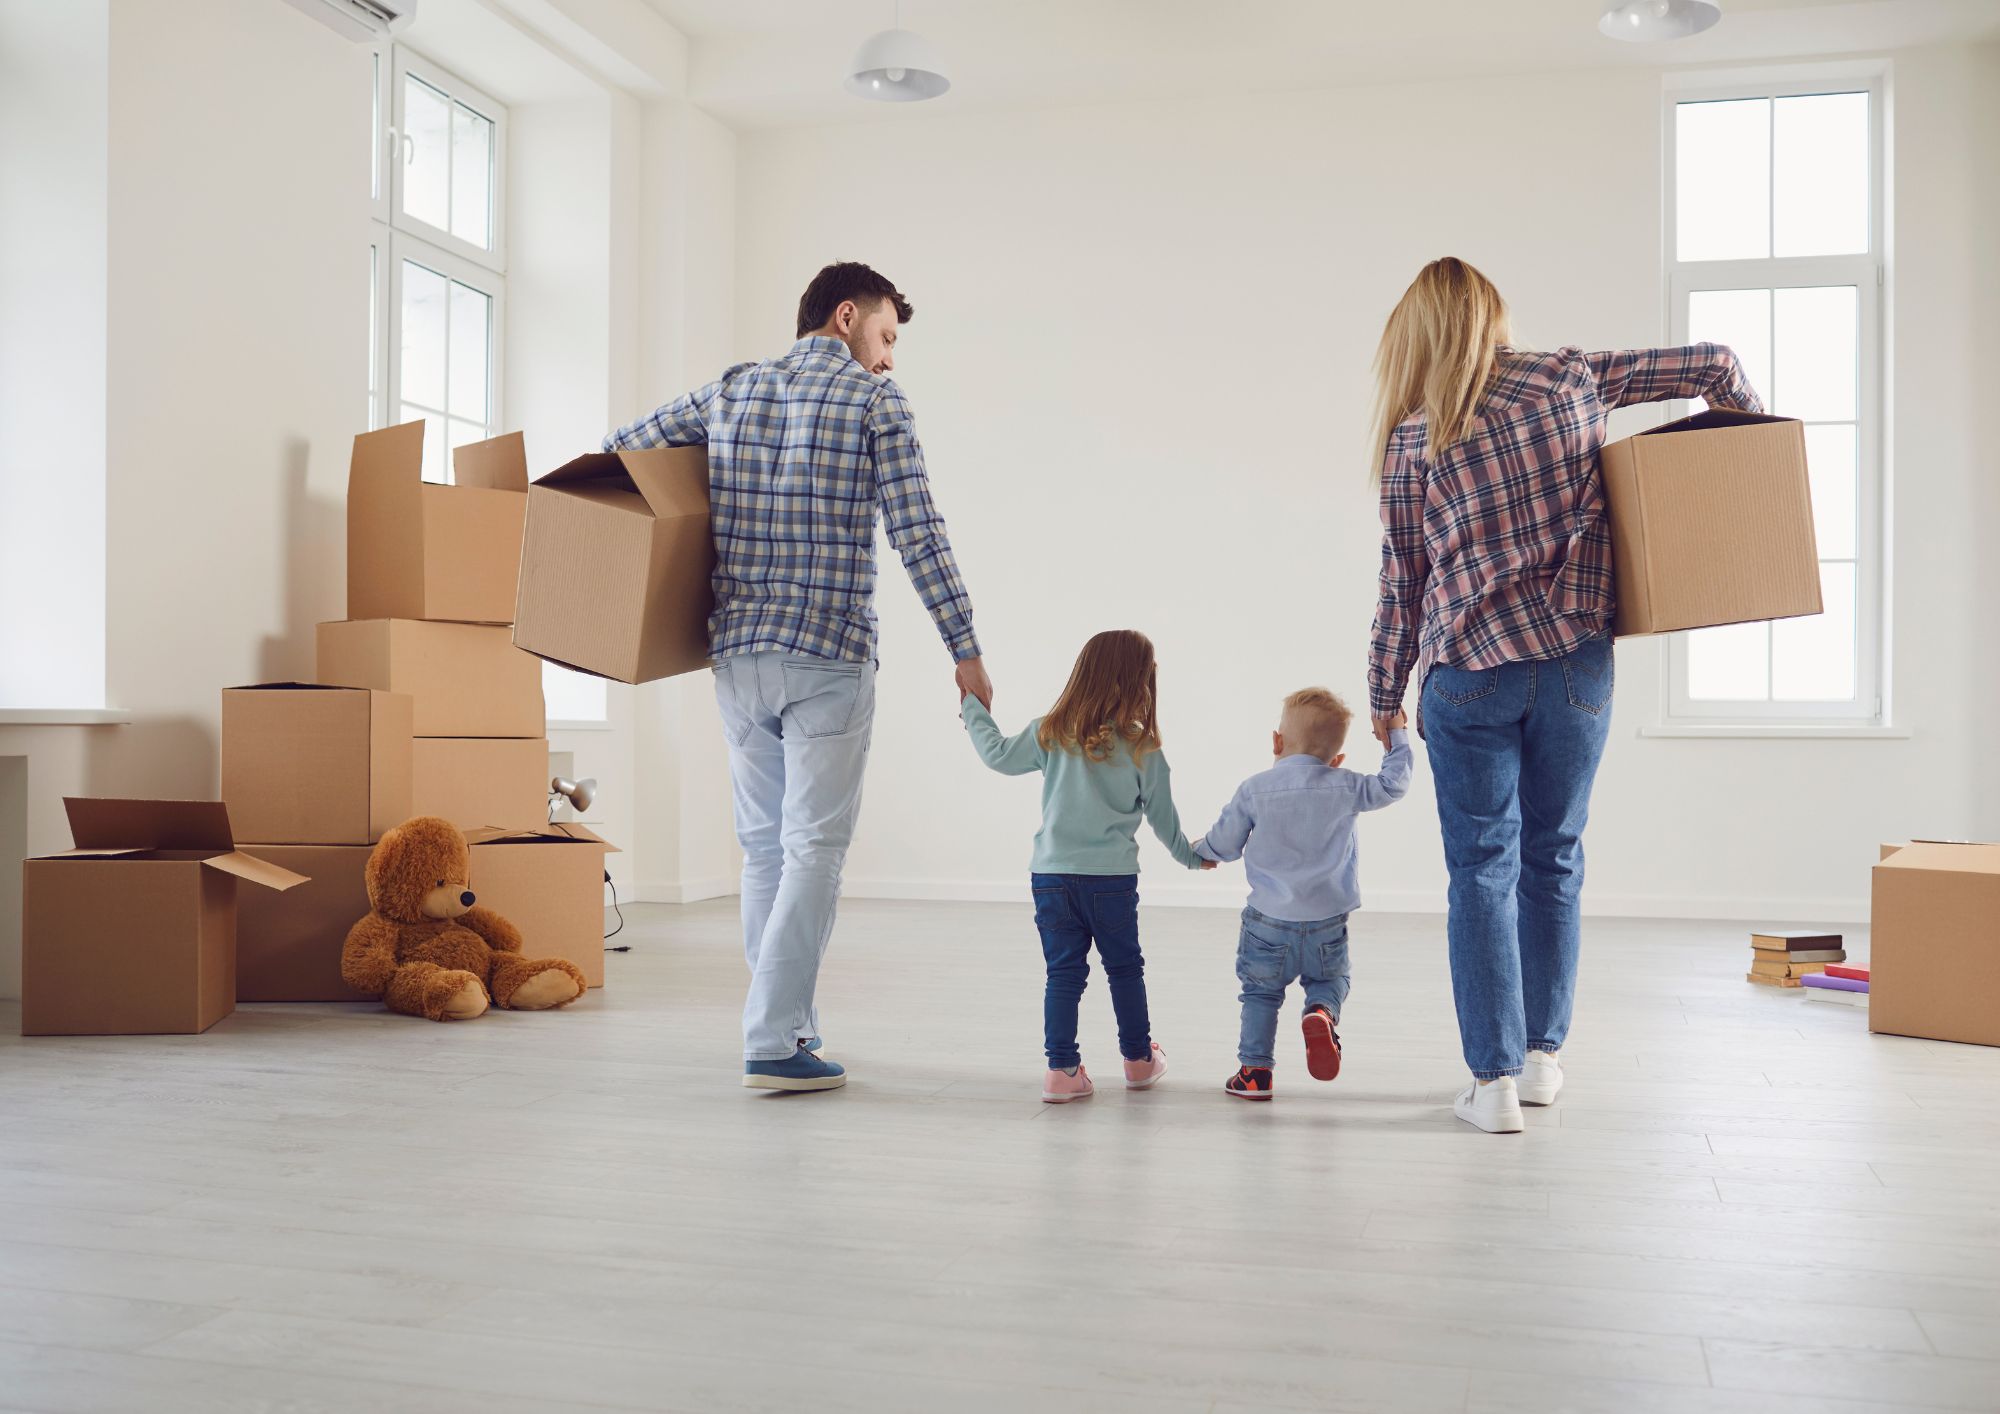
[713,652,876,1063]
[1422,635,1613,1081]
[1236,906,1351,1068]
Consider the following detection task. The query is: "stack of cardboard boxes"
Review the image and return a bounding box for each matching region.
[220,424,615,1000]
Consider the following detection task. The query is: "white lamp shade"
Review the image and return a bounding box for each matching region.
[845,28,951,102]
[1598,0,1722,40]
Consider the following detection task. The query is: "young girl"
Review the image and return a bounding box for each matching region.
[960,629,1213,1102]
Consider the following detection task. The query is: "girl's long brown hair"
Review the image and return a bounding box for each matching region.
[1037,630,1161,763]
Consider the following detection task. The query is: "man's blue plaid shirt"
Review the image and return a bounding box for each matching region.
[605,336,981,666]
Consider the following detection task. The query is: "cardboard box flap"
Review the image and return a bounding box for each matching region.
[226,681,367,693]
[1638,408,1795,438]
[536,451,633,491]
[1876,841,2000,875]
[65,798,235,852]
[202,850,311,891]
[620,448,710,519]
[37,846,151,861]
[351,421,426,487]
[465,822,619,853]
[453,431,530,493]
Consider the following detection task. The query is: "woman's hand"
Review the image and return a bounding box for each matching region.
[1371,711,1406,748]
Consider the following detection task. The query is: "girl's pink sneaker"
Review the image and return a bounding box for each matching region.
[1123,1042,1168,1089]
[1042,1065,1094,1103]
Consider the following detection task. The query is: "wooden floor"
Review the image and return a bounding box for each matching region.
[1,899,1998,1413]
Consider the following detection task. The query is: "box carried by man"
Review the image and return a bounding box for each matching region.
[1600,408,1822,637]
[512,446,714,685]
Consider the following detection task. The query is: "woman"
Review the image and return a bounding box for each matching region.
[1365,258,1761,1134]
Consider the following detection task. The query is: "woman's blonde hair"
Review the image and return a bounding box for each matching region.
[1370,257,1515,480]
[1037,629,1161,763]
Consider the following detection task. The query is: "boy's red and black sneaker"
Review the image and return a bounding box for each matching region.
[1302,1004,1342,1081]
[1224,1065,1274,1100]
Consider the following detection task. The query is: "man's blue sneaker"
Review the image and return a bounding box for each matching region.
[743,1052,847,1091]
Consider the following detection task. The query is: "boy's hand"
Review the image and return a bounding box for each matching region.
[1371,711,1406,747]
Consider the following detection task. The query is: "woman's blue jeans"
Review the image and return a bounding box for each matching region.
[1423,637,1613,1080]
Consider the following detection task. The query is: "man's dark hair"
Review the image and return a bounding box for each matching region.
[796,262,914,338]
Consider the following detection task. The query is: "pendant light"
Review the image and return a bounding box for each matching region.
[1598,0,1722,41]
[846,0,951,102]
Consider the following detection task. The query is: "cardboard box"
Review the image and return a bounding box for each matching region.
[412,737,549,834]
[513,446,714,685]
[236,844,375,1002]
[22,800,308,1035]
[1600,408,1823,637]
[317,619,544,738]
[1869,841,2000,1048]
[348,423,529,625]
[467,824,617,987]
[221,684,413,844]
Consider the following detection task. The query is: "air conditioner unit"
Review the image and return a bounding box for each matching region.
[281,0,417,42]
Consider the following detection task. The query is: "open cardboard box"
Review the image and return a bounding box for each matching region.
[513,445,714,685]
[238,823,616,998]
[221,683,413,844]
[1601,408,1822,637]
[348,424,529,625]
[412,736,550,834]
[23,799,308,1035]
[1870,841,2000,1048]
[317,618,545,738]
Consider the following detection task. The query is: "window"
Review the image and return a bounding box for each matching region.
[366,46,505,475]
[1664,81,1884,727]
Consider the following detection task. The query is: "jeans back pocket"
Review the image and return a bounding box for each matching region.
[1561,637,1614,715]
[782,660,870,738]
[1428,664,1500,706]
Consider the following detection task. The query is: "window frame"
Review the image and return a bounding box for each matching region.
[386,232,507,475]
[388,48,507,274]
[1659,75,1887,730]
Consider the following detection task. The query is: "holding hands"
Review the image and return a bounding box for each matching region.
[1370,710,1408,749]
[955,655,994,710]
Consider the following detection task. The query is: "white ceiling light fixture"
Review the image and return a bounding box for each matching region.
[846,1,951,103]
[1598,0,1722,41]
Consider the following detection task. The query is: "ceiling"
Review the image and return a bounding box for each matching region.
[635,0,2000,130]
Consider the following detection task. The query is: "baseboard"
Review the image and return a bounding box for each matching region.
[835,878,1870,924]
[629,877,736,905]
[625,875,1868,926]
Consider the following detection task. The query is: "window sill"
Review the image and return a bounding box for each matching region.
[547,719,615,733]
[0,708,132,726]
[1639,723,1910,740]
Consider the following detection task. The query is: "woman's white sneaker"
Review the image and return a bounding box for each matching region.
[1518,1051,1564,1106]
[1454,1076,1525,1133]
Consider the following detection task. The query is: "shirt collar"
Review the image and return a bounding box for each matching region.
[1274,753,1330,769]
[791,334,856,365]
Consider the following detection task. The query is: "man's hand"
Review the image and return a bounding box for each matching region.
[1197,857,1218,871]
[955,655,994,710]
[1371,711,1407,748]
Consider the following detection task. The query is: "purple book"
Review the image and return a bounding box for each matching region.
[1801,972,1869,993]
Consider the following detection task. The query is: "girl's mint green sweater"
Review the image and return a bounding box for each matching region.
[961,697,1203,876]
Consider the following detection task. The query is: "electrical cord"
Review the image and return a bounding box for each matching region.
[604,868,629,949]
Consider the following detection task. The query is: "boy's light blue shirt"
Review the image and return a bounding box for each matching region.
[1194,730,1413,922]
[960,697,1202,875]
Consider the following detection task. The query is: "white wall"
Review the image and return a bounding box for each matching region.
[730,44,2000,921]
[0,1,108,710]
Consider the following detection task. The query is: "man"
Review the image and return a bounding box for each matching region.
[605,262,992,1092]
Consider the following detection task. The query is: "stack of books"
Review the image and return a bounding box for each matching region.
[1747,930,1846,988]
[1802,964,1870,1007]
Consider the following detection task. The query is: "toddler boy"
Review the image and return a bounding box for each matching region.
[1194,688,1412,1098]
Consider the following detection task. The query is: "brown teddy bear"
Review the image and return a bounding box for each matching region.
[342,815,587,1021]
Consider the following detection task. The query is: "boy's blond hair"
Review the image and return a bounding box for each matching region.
[1281,687,1352,761]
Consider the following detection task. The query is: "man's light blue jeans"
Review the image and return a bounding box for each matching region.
[1422,636,1613,1081]
[713,652,876,1062]
[1235,907,1350,1068]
